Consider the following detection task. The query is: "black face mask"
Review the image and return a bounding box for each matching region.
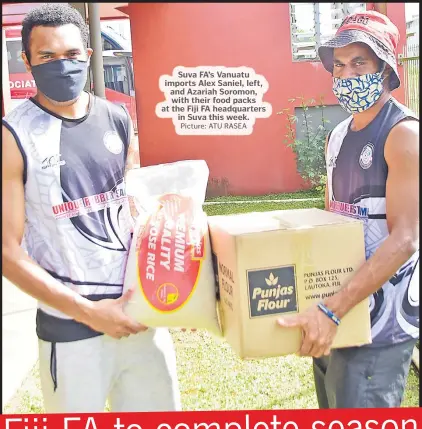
[31,59,88,102]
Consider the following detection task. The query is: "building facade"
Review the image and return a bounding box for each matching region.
[122,3,407,195]
[2,3,408,195]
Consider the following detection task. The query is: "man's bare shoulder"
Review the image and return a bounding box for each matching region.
[385,119,419,164]
[2,123,25,180]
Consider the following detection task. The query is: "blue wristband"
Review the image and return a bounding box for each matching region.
[317,303,341,326]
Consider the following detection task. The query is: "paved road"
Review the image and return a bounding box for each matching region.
[2,277,38,411]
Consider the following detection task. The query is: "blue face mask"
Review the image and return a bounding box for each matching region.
[31,59,88,103]
[332,70,386,114]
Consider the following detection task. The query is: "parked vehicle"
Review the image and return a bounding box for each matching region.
[5,26,137,129]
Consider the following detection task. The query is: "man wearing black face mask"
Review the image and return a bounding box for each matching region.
[2,3,180,413]
[277,11,419,408]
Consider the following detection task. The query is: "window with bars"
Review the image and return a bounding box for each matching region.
[290,3,366,62]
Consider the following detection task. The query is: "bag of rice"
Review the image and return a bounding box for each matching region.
[124,160,222,336]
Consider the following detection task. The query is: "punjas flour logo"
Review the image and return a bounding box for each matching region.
[247,265,298,318]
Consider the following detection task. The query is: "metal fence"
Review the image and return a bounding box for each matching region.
[399,43,419,117]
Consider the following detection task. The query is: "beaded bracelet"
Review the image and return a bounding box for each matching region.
[317,302,341,326]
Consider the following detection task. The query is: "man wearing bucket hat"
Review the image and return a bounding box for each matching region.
[278,10,419,408]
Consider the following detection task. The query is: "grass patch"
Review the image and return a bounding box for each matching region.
[174,331,318,410]
[4,331,420,413]
[204,200,325,217]
[402,364,420,407]
[205,188,324,203]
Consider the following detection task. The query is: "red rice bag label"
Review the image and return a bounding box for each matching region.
[137,194,205,312]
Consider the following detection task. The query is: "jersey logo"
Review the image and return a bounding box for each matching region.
[328,155,337,168]
[42,154,66,169]
[329,200,369,219]
[103,131,123,155]
[63,179,129,252]
[359,143,374,170]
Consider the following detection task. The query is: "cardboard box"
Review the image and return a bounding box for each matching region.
[208,208,372,359]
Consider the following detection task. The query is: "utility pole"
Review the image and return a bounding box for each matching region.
[70,3,106,97]
[69,3,91,92]
[87,3,106,98]
[374,3,387,15]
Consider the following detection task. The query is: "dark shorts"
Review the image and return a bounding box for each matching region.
[313,338,417,408]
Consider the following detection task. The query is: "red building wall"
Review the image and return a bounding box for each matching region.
[125,3,406,196]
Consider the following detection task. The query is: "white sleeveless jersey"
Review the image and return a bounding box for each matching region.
[326,98,419,346]
[3,95,134,342]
